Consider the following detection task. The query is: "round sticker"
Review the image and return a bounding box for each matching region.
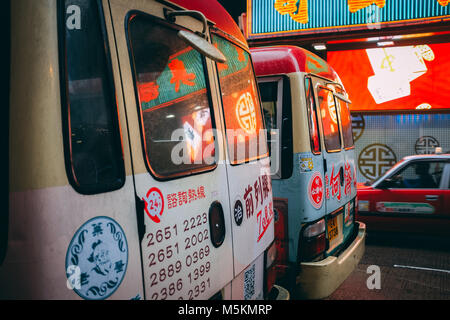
[142,187,165,223]
[308,171,324,209]
[234,200,244,226]
[65,216,128,300]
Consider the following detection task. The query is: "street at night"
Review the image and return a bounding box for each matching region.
[329,233,450,300]
[1,0,449,309]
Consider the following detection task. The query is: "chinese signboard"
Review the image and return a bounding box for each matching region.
[327,42,450,112]
[247,0,450,39]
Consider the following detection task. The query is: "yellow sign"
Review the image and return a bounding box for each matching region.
[347,0,386,13]
[274,0,309,24]
[274,0,448,25]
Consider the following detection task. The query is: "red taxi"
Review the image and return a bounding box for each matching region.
[357,154,450,236]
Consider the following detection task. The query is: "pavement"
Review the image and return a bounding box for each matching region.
[327,232,450,300]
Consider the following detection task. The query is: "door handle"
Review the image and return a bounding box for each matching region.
[135,195,146,242]
[425,195,439,201]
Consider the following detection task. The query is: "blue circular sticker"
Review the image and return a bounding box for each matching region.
[66,216,128,300]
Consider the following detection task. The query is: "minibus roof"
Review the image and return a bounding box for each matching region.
[169,0,247,46]
[251,46,342,83]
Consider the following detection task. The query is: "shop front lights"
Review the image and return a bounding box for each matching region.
[313,43,327,51]
[377,41,395,47]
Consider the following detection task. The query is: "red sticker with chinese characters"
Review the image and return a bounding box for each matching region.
[308,172,324,209]
[142,187,164,223]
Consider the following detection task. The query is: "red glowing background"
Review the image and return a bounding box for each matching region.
[327,43,450,112]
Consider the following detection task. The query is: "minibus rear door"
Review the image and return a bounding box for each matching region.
[211,34,275,299]
[105,0,234,300]
[312,79,346,250]
[334,90,358,229]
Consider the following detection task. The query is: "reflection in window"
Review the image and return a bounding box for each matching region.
[334,86,353,149]
[336,97,354,149]
[317,87,341,152]
[305,78,321,154]
[62,0,124,194]
[128,15,215,178]
[212,35,267,164]
[259,81,278,156]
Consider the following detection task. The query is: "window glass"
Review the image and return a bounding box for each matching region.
[259,81,278,156]
[128,15,216,178]
[305,78,320,154]
[391,161,444,189]
[62,0,125,193]
[334,88,354,149]
[336,98,354,149]
[212,35,268,164]
[317,87,341,152]
[448,166,450,189]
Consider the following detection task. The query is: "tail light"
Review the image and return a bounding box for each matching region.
[265,199,289,298]
[299,219,327,262]
[264,241,277,298]
[348,200,355,226]
[345,200,355,226]
[273,203,289,281]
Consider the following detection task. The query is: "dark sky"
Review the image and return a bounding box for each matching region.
[217,0,246,23]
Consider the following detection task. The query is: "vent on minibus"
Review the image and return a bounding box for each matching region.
[209,202,226,248]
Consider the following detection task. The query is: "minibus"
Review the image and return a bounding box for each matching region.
[251,46,366,299]
[0,0,289,300]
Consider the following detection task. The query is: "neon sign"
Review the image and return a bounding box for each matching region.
[248,0,450,38]
[347,0,386,13]
[274,0,309,24]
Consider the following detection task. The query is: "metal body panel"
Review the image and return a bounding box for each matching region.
[3,0,277,300]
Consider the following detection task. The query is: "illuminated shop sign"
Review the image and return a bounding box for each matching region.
[247,0,450,38]
[327,43,450,112]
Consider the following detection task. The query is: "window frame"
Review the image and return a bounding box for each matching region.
[125,10,219,181]
[304,76,322,155]
[388,160,448,190]
[257,76,285,179]
[1,0,10,265]
[57,0,126,195]
[211,32,269,166]
[333,89,355,151]
[445,163,450,189]
[316,84,343,153]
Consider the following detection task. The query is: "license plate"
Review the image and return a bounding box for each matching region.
[327,216,339,242]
